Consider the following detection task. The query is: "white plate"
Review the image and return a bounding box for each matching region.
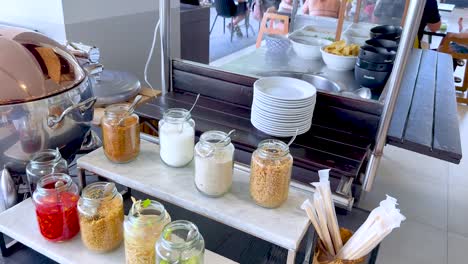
[252,118,312,131]
[254,77,317,101]
[253,100,316,115]
[253,90,317,105]
[251,120,311,137]
[254,95,316,109]
[251,109,313,124]
[252,114,312,128]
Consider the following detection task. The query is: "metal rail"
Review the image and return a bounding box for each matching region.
[160,0,171,94]
[362,0,427,191]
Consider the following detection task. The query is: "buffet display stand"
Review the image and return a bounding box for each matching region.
[76,140,312,264]
[0,199,236,264]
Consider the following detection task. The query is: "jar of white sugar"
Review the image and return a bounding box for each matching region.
[159,108,195,167]
[194,130,235,197]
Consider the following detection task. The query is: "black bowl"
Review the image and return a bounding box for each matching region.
[370,25,402,40]
[356,58,394,72]
[354,65,391,90]
[358,45,396,64]
[365,38,398,52]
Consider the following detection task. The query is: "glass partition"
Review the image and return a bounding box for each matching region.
[176,0,410,102]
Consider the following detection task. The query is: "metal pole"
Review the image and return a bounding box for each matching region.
[159,0,171,94]
[362,0,426,191]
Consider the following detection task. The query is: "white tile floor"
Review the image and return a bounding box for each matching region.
[357,105,468,264]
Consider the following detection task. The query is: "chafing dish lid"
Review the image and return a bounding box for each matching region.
[0,27,86,105]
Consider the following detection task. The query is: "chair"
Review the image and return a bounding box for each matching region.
[210,0,249,42]
[439,35,468,104]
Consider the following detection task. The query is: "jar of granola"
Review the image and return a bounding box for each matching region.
[124,199,171,264]
[78,182,124,252]
[250,139,293,208]
[102,104,140,163]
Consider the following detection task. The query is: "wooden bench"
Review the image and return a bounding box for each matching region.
[387,49,462,164]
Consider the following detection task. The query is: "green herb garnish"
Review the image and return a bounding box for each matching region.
[142,199,151,208]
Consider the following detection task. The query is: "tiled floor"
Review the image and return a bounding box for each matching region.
[356,105,468,264]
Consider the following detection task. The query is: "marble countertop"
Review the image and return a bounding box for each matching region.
[0,199,237,264]
[77,140,311,251]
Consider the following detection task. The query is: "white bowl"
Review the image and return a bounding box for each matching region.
[289,37,332,60]
[320,47,357,71]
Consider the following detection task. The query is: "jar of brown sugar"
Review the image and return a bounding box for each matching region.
[250,139,293,208]
[102,104,140,163]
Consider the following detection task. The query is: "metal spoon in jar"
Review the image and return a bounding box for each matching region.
[178,94,200,133]
[204,129,236,157]
[117,95,143,126]
[287,129,299,147]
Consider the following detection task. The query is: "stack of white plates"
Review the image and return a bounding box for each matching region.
[251,77,317,137]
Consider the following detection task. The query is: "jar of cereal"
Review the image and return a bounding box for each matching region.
[250,139,293,208]
[78,182,124,252]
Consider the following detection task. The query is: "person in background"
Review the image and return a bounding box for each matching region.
[416,0,441,48]
[439,17,468,78]
[267,0,340,18]
[228,0,250,37]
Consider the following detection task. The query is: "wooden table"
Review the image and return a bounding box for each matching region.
[77,140,312,264]
[0,199,237,264]
[388,49,462,163]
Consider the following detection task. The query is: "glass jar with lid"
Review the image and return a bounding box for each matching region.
[124,199,171,264]
[26,148,68,194]
[78,182,124,252]
[156,220,205,264]
[158,108,195,167]
[102,104,140,163]
[194,130,235,197]
[32,173,79,242]
[250,139,293,208]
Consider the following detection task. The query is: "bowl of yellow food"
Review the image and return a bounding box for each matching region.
[321,40,359,71]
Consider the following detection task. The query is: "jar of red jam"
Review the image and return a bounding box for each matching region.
[32,173,80,242]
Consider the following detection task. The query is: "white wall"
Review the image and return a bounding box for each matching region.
[0,0,67,43]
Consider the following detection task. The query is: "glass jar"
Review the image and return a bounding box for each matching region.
[194,130,235,197]
[32,173,79,242]
[158,108,195,167]
[78,182,124,252]
[26,148,68,194]
[156,220,205,264]
[124,199,171,264]
[102,104,140,163]
[250,139,293,208]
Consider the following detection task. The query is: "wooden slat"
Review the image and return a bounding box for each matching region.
[388,49,423,141]
[433,53,462,163]
[403,50,438,152]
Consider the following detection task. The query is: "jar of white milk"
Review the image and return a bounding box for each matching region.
[159,108,195,167]
[194,130,235,197]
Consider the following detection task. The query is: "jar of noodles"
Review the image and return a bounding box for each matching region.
[250,139,293,208]
[156,220,205,264]
[102,104,140,163]
[124,199,171,264]
[158,108,195,167]
[194,130,235,197]
[32,173,79,242]
[78,182,124,252]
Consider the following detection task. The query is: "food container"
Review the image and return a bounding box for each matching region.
[159,108,195,167]
[289,36,332,60]
[32,173,79,242]
[156,220,205,264]
[265,34,290,54]
[250,139,293,208]
[26,149,69,194]
[78,182,124,252]
[358,45,396,64]
[102,104,140,163]
[370,25,402,41]
[354,66,391,91]
[320,47,357,71]
[356,58,394,72]
[313,228,366,264]
[124,199,171,264]
[364,38,398,52]
[194,131,235,197]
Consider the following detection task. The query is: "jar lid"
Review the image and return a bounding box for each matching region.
[0,27,86,105]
